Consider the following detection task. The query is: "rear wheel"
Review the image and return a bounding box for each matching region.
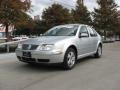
[63,48,77,70]
[94,45,102,58]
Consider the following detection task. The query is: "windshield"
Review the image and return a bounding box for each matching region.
[44,25,79,36]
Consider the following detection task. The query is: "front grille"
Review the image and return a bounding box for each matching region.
[22,44,38,50]
[22,44,29,50]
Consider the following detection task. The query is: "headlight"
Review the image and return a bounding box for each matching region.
[38,44,54,51]
[17,44,22,49]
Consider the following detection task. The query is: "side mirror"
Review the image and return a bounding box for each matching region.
[79,33,88,38]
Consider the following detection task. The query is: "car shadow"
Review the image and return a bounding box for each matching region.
[18,62,64,72]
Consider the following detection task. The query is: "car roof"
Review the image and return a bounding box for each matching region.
[56,24,88,27]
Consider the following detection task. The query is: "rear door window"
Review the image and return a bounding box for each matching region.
[87,27,97,37]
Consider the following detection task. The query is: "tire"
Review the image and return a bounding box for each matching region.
[94,45,102,58]
[63,48,77,70]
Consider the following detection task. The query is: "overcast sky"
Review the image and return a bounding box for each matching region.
[29,0,120,17]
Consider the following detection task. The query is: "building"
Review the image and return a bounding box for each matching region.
[0,24,14,38]
[34,15,40,21]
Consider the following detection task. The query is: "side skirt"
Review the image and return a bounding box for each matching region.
[77,51,96,60]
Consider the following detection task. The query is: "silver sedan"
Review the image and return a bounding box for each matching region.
[16,24,102,70]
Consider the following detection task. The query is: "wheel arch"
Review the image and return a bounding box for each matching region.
[66,45,78,58]
[98,42,102,48]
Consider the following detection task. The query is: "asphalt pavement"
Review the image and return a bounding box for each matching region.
[0,42,120,90]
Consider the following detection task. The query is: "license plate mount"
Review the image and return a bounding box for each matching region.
[23,52,31,58]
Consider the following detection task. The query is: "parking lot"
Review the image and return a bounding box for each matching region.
[0,42,120,90]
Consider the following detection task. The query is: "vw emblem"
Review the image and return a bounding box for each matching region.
[27,45,31,50]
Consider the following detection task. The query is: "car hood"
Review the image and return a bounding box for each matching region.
[22,36,73,45]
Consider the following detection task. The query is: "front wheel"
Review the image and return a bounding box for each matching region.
[63,48,77,70]
[94,45,102,58]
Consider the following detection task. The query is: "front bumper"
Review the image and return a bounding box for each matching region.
[16,49,64,63]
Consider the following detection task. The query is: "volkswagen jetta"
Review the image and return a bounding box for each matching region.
[16,24,102,70]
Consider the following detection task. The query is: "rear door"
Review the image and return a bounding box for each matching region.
[87,26,98,52]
